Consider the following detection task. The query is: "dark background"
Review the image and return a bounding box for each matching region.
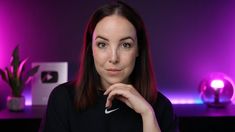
[1,0,235,108]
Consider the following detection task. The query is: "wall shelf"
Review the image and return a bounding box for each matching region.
[174,104,235,132]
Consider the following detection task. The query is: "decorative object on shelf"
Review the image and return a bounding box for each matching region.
[0,45,39,111]
[199,72,234,108]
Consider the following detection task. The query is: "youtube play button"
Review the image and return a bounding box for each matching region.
[41,71,58,83]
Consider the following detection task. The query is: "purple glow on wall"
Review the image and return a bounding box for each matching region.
[0,2,6,67]
[0,45,3,66]
[1,0,235,108]
[165,93,203,104]
[171,99,202,104]
[25,96,32,106]
[153,0,235,106]
[23,92,32,106]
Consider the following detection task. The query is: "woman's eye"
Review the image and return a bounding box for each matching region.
[97,43,106,48]
[122,42,131,48]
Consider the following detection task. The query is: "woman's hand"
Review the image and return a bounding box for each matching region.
[104,83,161,132]
[104,83,153,115]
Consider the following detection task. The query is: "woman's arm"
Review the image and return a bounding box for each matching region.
[104,83,161,132]
[141,104,161,132]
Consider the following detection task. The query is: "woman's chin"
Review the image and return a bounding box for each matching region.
[102,78,128,88]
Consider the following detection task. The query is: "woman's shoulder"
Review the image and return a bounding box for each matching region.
[51,80,75,93]
[49,80,76,102]
[156,92,173,107]
[152,91,175,120]
[153,92,178,132]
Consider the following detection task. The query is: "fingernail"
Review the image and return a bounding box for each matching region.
[104,91,107,95]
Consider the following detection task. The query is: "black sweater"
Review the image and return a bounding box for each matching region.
[41,81,178,132]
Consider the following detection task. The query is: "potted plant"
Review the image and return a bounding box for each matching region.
[0,45,39,111]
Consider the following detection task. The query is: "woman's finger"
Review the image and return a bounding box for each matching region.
[104,83,132,95]
[105,88,129,108]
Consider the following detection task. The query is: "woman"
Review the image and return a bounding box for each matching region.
[41,1,178,132]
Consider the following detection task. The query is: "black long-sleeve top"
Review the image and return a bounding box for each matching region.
[40,81,178,132]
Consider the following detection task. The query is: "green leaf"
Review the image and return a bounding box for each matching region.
[1,45,40,97]
[11,45,20,77]
[23,65,40,84]
[17,58,28,79]
[6,67,14,90]
[0,68,8,82]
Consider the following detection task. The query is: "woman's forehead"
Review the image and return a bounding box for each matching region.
[93,15,137,41]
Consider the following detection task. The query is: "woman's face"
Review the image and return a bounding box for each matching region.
[92,15,138,90]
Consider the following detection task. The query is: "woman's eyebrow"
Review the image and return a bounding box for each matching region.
[95,36,135,42]
[95,36,109,42]
[120,36,135,42]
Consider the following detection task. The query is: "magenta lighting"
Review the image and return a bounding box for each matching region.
[199,72,234,108]
[210,80,224,90]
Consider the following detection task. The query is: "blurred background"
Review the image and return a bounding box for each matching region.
[1,0,235,108]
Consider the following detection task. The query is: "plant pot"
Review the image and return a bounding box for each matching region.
[6,96,25,112]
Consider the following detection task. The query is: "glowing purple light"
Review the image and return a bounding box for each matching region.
[170,99,201,104]
[25,95,32,106]
[210,79,224,90]
[199,72,235,107]
[22,90,32,106]
[164,92,203,104]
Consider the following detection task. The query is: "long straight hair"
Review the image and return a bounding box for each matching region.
[75,1,157,110]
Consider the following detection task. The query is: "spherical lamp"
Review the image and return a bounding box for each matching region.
[199,72,234,107]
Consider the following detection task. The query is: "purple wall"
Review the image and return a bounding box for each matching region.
[148,0,235,102]
[0,0,235,108]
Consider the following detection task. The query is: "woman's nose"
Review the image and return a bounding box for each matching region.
[108,49,119,64]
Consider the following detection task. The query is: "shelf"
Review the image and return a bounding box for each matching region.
[0,106,46,119]
[173,104,235,132]
[173,104,235,117]
[0,104,234,132]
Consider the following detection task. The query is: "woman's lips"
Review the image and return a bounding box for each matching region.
[106,69,122,75]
